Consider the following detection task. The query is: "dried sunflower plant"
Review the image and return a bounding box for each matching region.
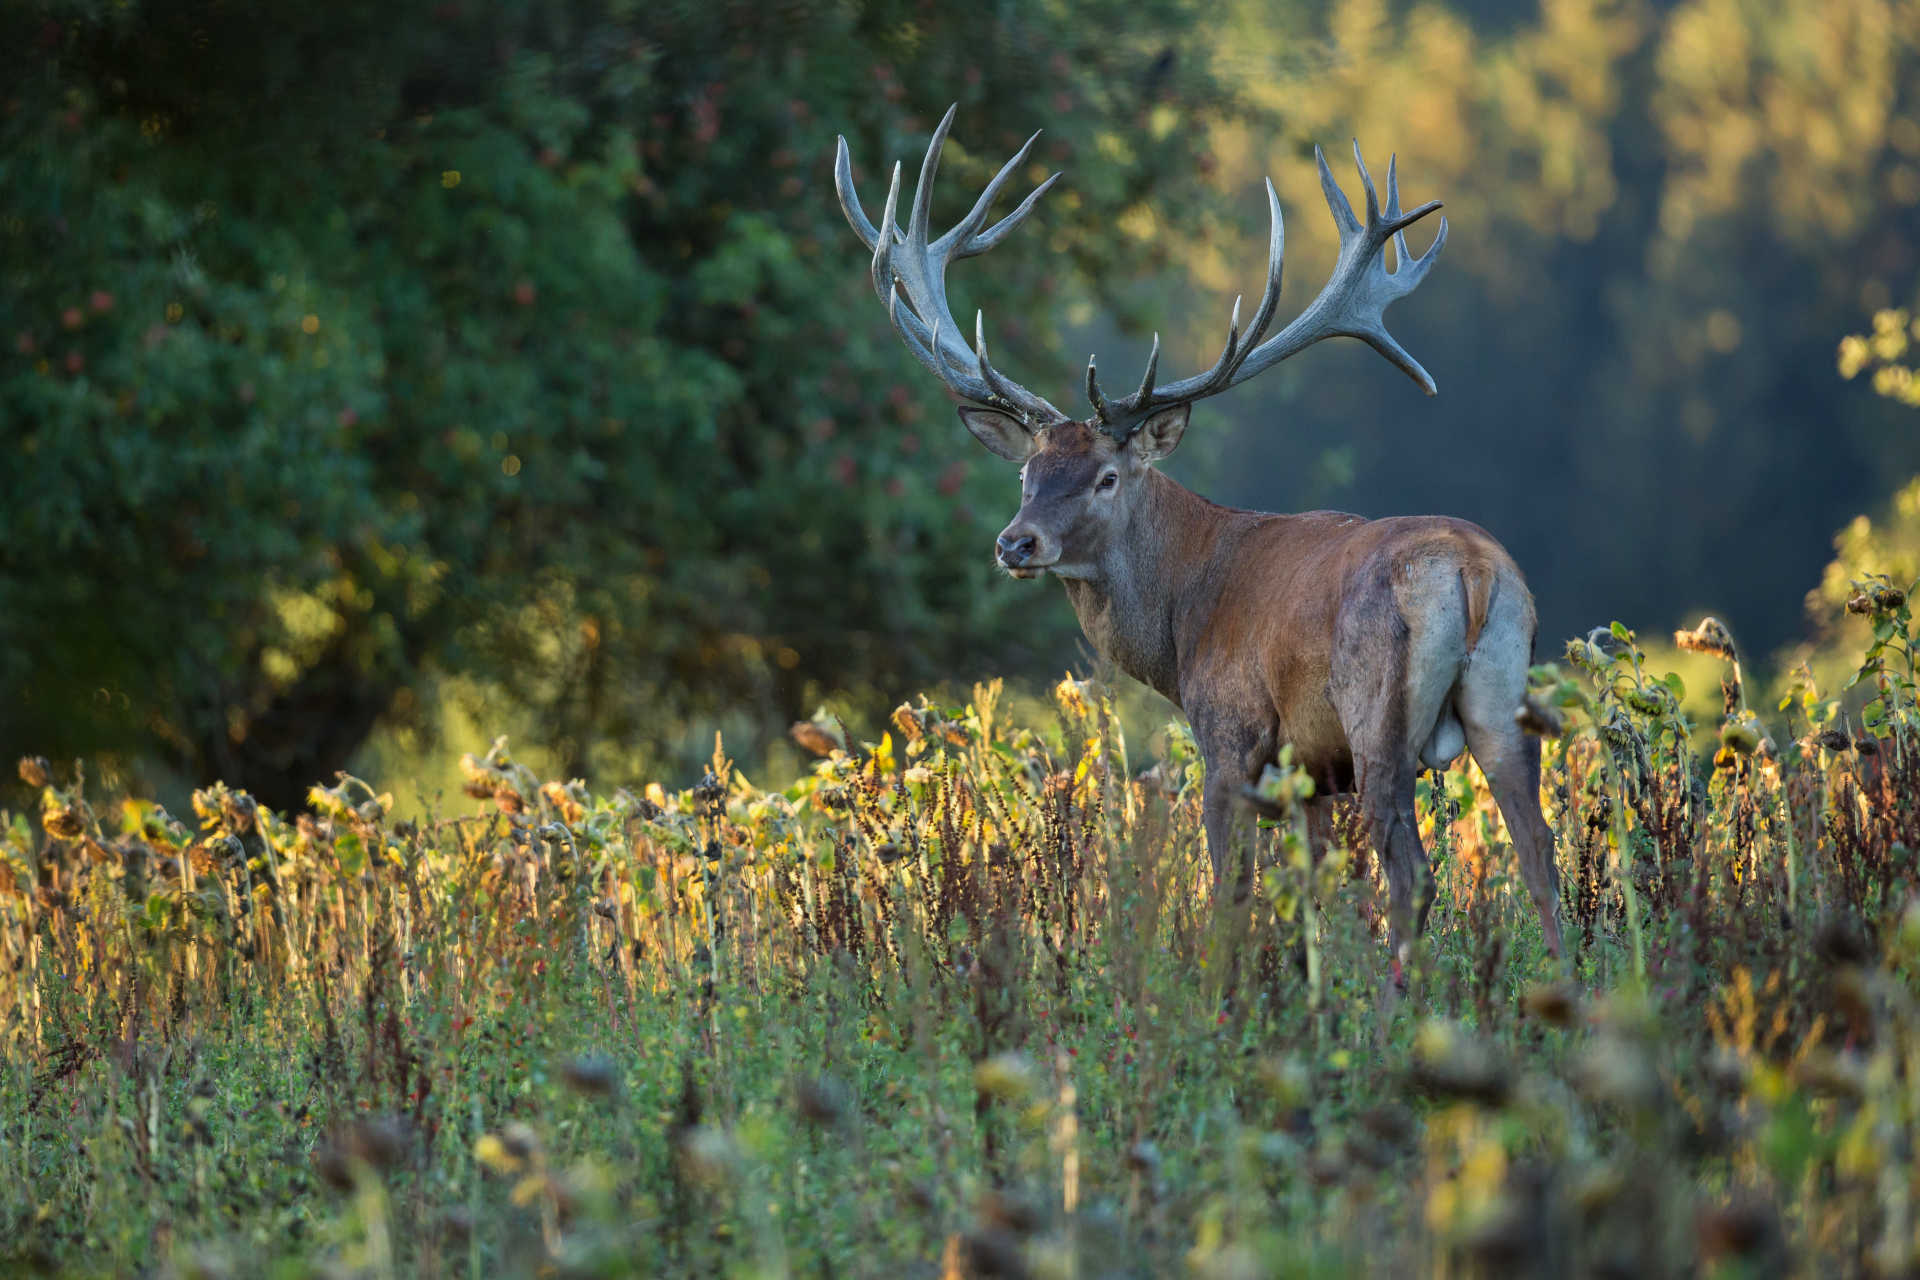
[2,591,1920,1276]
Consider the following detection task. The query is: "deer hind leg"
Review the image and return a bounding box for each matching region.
[1457,601,1566,958]
[1329,602,1437,969]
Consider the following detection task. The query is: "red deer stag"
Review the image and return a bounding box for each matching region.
[834,107,1563,966]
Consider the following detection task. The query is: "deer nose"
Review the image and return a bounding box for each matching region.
[996,532,1038,566]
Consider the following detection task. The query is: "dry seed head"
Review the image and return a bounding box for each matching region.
[1695,1193,1782,1265]
[1125,1139,1163,1176]
[973,1052,1039,1101]
[435,1208,474,1243]
[890,703,925,743]
[540,781,585,824]
[1832,968,1874,1038]
[560,1054,620,1099]
[791,1072,851,1127]
[17,756,50,788]
[1521,980,1582,1028]
[790,720,840,757]
[1791,1048,1867,1100]
[1461,1198,1536,1272]
[1411,1020,1511,1106]
[1571,1162,1627,1216]
[1570,1036,1660,1112]
[1813,914,1872,967]
[1514,696,1564,738]
[1255,1054,1313,1107]
[500,1121,541,1162]
[959,1227,1027,1277]
[1719,716,1762,756]
[43,804,86,841]
[350,1115,410,1171]
[976,1186,1045,1236]
[1356,1104,1415,1149]
[311,1142,355,1191]
[674,1124,737,1187]
[1674,616,1737,659]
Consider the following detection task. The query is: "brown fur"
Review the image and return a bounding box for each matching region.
[988,417,1565,964]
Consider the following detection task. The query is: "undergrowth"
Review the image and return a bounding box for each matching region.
[3,583,1920,1277]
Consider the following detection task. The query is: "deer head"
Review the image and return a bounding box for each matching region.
[833,105,1447,581]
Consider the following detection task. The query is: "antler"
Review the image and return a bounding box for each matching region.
[835,105,1069,428]
[1085,143,1447,439]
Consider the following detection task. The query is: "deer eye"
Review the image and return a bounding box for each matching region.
[1095,472,1118,493]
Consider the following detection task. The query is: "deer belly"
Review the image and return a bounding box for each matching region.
[1280,705,1358,795]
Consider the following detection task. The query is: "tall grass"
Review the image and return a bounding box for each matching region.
[3,584,1919,1277]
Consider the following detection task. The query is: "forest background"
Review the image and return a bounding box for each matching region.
[4,0,1919,810]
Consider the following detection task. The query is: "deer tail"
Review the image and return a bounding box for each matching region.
[1459,558,1497,654]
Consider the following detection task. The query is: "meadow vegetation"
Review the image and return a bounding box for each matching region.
[4,578,1920,1278]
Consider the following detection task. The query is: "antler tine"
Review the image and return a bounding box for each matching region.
[1315,144,1363,243]
[833,135,882,251]
[907,105,957,248]
[835,108,1067,427]
[970,170,1063,256]
[1133,332,1161,403]
[925,313,982,404]
[869,162,904,307]
[1086,355,1115,425]
[1352,139,1381,232]
[942,130,1042,257]
[1206,295,1245,391]
[1231,180,1287,374]
[1384,156,1447,287]
[890,283,982,400]
[975,311,1035,411]
[1386,154,1408,270]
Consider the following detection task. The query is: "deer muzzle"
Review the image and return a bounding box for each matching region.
[995,527,1050,578]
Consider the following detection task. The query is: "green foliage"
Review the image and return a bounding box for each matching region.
[5,595,1920,1275]
[0,0,1237,802]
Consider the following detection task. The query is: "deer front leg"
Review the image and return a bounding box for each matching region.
[1194,711,1271,904]
[1200,769,1252,903]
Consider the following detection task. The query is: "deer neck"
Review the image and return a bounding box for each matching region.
[1057,469,1233,707]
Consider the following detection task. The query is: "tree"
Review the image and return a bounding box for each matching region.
[1,0,1238,805]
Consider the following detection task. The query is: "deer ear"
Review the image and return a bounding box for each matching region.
[1131,403,1190,462]
[958,406,1036,462]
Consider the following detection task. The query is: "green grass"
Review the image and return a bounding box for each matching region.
[4,593,1920,1278]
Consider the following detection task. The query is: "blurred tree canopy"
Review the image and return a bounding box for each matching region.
[1177,0,1920,670]
[1,0,1236,804]
[4,0,1919,803]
